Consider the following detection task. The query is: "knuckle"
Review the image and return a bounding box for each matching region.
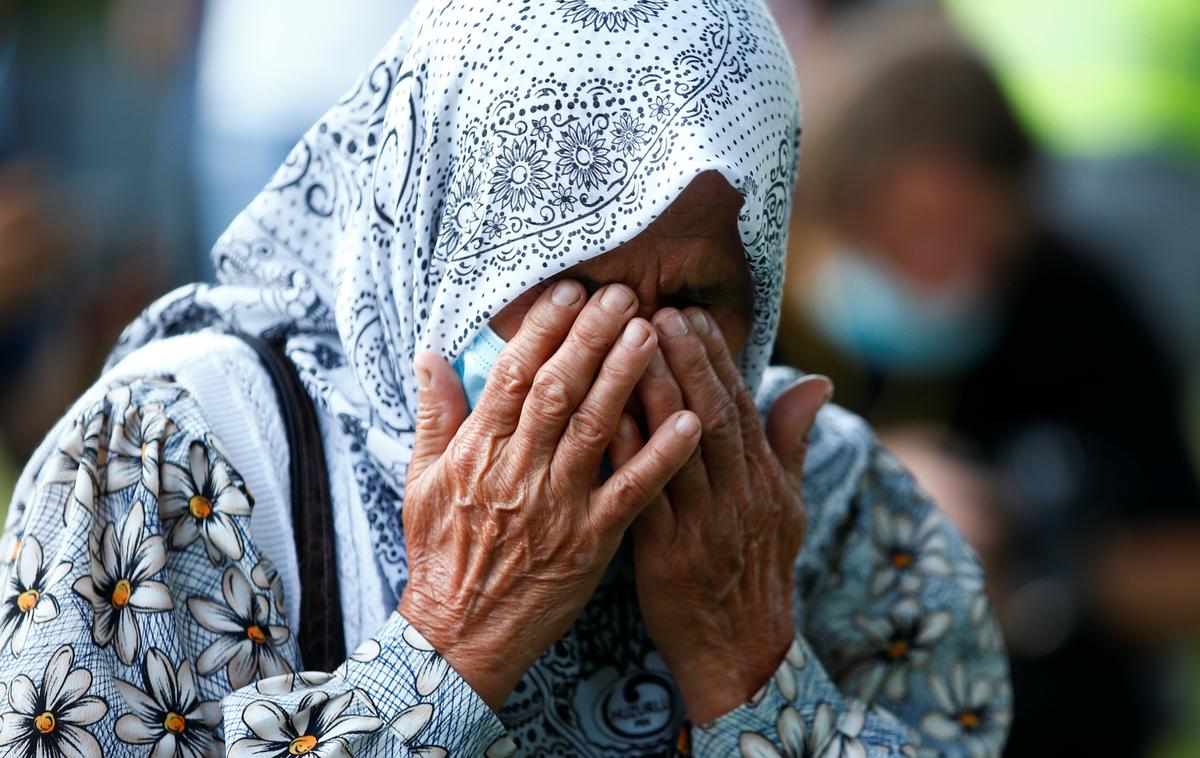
[573,318,614,354]
[567,406,611,449]
[488,356,531,399]
[598,355,639,386]
[610,472,650,508]
[415,396,446,429]
[524,303,569,341]
[445,441,476,479]
[707,394,742,438]
[528,370,574,418]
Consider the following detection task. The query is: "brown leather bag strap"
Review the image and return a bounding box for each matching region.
[233,332,346,672]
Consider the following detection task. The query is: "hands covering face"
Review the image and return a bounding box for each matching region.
[401,279,831,719]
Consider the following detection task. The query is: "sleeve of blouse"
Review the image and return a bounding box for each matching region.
[0,379,510,757]
[691,444,1011,757]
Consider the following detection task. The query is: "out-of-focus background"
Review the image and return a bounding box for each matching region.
[0,0,1196,754]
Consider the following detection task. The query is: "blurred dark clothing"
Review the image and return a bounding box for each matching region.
[776,229,1200,756]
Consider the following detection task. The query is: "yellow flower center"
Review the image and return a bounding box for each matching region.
[890,551,913,569]
[34,711,56,734]
[288,735,318,755]
[246,625,267,644]
[188,495,213,519]
[112,579,133,608]
[886,640,910,660]
[163,712,186,734]
[958,711,981,731]
[16,589,39,613]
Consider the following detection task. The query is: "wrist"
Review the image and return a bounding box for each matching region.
[398,595,527,712]
[669,623,795,724]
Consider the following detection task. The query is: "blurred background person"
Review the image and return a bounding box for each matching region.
[770,5,1200,756]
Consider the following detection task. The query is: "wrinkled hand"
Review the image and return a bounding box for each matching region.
[400,281,701,710]
[608,307,832,724]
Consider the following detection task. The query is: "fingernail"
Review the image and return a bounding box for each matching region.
[647,348,668,376]
[658,310,688,338]
[801,374,834,406]
[618,416,636,439]
[673,412,700,436]
[551,280,581,306]
[621,319,651,346]
[687,310,711,334]
[600,285,634,313]
[816,375,835,404]
[415,367,432,391]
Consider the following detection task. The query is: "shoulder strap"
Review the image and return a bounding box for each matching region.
[232,332,346,672]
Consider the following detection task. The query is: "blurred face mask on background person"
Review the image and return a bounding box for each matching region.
[804,244,999,375]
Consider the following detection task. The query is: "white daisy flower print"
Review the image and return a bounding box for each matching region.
[254,671,336,696]
[189,566,292,690]
[106,393,171,494]
[114,647,221,758]
[0,644,108,758]
[868,506,951,596]
[250,559,285,615]
[0,536,71,656]
[738,703,868,758]
[161,441,253,564]
[772,637,809,701]
[846,599,952,702]
[556,0,667,32]
[490,138,551,211]
[228,690,383,757]
[39,411,104,524]
[402,623,450,696]
[921,663,1011,757]
[72,500,174,664]
[555,123,613,190]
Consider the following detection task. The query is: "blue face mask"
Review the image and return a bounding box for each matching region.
[452,325,507,410]
[453,323,616,481]
[806,248,999,375]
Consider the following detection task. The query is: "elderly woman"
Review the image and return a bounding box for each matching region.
[0,1,1008,755]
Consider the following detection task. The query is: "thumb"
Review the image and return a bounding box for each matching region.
[408,351,469,481]
[766,374,834,481]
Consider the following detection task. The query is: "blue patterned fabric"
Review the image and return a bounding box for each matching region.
[0,371,1009,755]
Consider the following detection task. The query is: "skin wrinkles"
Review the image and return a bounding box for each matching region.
[401,171,833,721]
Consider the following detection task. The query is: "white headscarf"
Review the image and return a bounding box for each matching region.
[109,0,802,599]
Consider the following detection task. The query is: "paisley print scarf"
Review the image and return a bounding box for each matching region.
[107,0,802,604]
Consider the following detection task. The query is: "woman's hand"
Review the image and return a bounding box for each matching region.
[608,307,832,724]
[400,280,701,711]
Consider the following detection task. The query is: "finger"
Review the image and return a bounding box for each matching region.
[554,317,656,478]
[766,375,834,484]
[592,410,701,533]
[608,415,675,543]
[683,307,767,454]
[653,308,744,469]
[607,413,642,471]
[516,284,638,457]
[409,351,470,481]
[470,279,587,434]
[636,347,709,506]
[637,347,684,432]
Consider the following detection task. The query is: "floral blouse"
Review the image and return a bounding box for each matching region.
[0,377,1009,756]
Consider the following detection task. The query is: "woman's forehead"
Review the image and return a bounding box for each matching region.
[563,172,749,294]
